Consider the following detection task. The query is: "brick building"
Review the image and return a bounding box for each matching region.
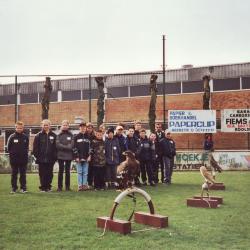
[0,62,250,152]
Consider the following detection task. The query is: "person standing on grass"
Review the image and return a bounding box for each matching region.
[91,130,106,190]
[155,123,165,183]
[86,122,96,188]
[137,129,155,186]
[105,128,121,188]
[149,132,158,184]
[160,130,176,185]
[7,121,29,194]
[73,122,91,191]
[56,120,74,191]
[33,119,57,192]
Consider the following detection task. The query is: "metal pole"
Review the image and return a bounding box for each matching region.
[162,35,166,129]
[14,75,18,122]
[248,105,250,150]
[88,74,92,122]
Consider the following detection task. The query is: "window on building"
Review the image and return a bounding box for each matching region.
[62,90,81,101]
[82,89,99,100]
[182,80,203,93]
[242,77,250,89]
[130,85,150,97]
[213,78,240,91]
[157,82,181,94]
[39,91,58,102]
[107,86,128,98]
[0,95,16,105]
[20,93,38,104]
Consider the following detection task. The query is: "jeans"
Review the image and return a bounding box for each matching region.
[77,161,89,186]
[163,156,174,183]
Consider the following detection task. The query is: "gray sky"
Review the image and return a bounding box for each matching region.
[1,0,250,82]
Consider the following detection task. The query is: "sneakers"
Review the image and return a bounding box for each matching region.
[20,189,28,193]
[10,189,16,194]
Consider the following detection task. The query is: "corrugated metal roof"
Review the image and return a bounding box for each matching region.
[1,62,250,95]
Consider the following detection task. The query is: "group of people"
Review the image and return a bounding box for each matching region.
[7,120,176,193]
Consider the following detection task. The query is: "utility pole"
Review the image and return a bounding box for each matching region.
[14,75,18,122]
[88,74,92,122]
[162,35,166,129]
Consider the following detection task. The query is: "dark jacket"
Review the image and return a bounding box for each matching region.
[33,130,57,164]
[114,134,128,153]
[105,137,121,165]
[56,130,74,161]
[127,136,139,154]
[204,139,214,151]
[160,138,176,159]
[73,133,91,160]
[91,139,106,167]
[7,132,29,165]
[155,131,165,157]
[137,137,154,161]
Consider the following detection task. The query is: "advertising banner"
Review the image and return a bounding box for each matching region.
[221,109,250,132]
[174,151,250,170]
[168,110,216,133]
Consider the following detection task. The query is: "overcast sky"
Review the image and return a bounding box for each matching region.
[0,0,250,83]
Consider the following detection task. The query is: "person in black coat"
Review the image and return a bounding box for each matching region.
[137,129,155,186]
[127,126,139,155]
[73,122,91,191]
[33,119,57,192]
[155,123,165,183]
[105,128,121,188]
[160,130,176,184]
[7,121,29,193]
[114,125,128,162]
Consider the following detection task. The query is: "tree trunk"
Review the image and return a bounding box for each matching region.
[148,74,158,132]
[203,75,210,110]
[41,77,52,120]
[95,77,105,128]
[202,75,212,139]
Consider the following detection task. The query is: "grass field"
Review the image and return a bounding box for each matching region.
[0,172,250,250]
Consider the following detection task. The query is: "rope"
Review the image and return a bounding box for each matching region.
[98,218,109,238]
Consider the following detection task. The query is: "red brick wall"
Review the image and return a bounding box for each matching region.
[0,90,249,150]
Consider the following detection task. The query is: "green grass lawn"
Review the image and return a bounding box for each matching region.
[0,172,250,250]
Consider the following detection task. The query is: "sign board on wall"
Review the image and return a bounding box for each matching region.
[221,109,250,132]
[168,110,216,133]
[174,151,250,170]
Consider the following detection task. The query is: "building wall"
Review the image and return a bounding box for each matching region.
[0,90,249,150]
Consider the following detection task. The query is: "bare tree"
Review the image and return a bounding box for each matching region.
[41,77,52,120]
[148,74,158,132]
[203,75,210,110]
[95,77,105,128]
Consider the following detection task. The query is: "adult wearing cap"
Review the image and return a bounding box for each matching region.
[159,130,176,184]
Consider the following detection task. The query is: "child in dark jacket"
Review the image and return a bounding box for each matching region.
[73,123,91,191]
[91,130,106,190]
[137,129,155,186]
[105,128,121,188]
